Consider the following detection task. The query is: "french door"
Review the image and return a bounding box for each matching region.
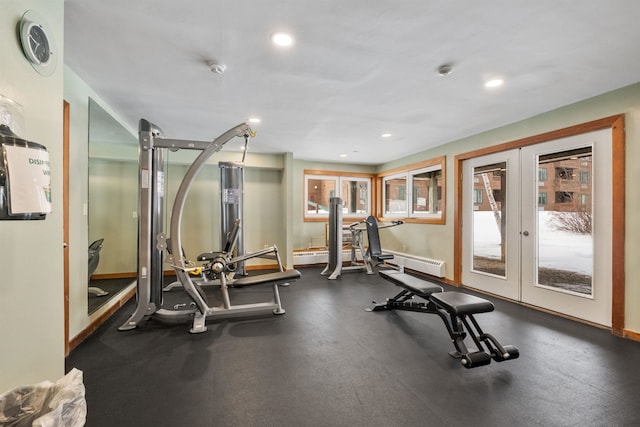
[462,128,612,326]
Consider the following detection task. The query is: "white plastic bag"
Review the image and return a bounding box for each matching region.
[0,368,86,427]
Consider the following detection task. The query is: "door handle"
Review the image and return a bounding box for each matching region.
[522,231,529,236]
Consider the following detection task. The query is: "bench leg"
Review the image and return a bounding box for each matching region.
[465,315,520,362]
[440,312,518,368]
[271,283,286,315]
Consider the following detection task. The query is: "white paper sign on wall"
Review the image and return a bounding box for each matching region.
[3,144,52,214]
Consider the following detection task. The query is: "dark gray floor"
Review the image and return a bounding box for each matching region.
[67,267,640,427]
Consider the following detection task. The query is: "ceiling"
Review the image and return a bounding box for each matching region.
[64,1,640,165]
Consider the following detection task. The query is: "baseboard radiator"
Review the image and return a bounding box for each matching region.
[386,251,446,278]
[292,249,363,266]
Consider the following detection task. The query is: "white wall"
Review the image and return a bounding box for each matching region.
[0,0,65,393]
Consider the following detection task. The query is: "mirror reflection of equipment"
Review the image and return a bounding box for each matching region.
[220,161,246,275]
[119,119,301,333]
[87,238,108,297]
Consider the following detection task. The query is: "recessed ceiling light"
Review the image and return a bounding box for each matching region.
[339,154,347,158]
[381,133,392,138]
[249,117,261,124]
[485,78,504,88]
[271,32,294,47]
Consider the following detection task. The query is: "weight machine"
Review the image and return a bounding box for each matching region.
[321,197,402,279]
[119,119,300,333]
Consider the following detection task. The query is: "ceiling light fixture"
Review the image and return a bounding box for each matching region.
[485,78,504,88]
[271,32,294,47]
[339,154,347,158]
[249,117,261,124]
[381,133,392,138]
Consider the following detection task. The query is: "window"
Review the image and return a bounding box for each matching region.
[383,174,407,217]
[538,168,547,181]
[579,170,590,184]
[380,156,445,223]
[538,191,547,206]
[410,165,443,217]
[555,191,574,203]
[304,171,372,221]
[473,189,483,204]
[341,178,370,216]
[555,167,574,180]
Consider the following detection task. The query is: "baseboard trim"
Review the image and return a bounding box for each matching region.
[68,286,135,355]
[623,329,640,342]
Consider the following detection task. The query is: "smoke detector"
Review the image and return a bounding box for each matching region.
[208,61,226,75]
[437,64,453,76]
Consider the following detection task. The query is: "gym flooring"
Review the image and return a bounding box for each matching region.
[66,266,640,426]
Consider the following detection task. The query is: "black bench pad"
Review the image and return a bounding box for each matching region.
[379,270,443,297]
[430,291,494,315]
[232,270,301,287]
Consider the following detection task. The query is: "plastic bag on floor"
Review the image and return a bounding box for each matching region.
[0,368,86,427]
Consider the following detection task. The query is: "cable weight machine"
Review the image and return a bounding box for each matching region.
[321,197,402,280]
[119,119,300,333]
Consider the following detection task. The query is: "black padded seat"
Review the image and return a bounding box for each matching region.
[430,291,494,316]
[232,270,301,287]
[379,270,443,298]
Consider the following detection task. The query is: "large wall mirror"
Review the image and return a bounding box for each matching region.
[88,98,138,314]
[87,105,288,315]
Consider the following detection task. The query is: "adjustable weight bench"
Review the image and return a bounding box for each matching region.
[369,270,519,368]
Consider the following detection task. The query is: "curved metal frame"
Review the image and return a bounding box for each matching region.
[167,123,250,322]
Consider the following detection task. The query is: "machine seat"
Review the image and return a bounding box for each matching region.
[232,270,301,287]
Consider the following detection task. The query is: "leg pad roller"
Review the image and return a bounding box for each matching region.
[461,351,492,368]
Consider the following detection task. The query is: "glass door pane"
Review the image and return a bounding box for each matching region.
[521,128,611,326]
[472,162,507,277]
[462,150,520,301]
[536,147,593,296]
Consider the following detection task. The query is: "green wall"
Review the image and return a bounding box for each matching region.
[0,0,65,393]
[372,83,640,332]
